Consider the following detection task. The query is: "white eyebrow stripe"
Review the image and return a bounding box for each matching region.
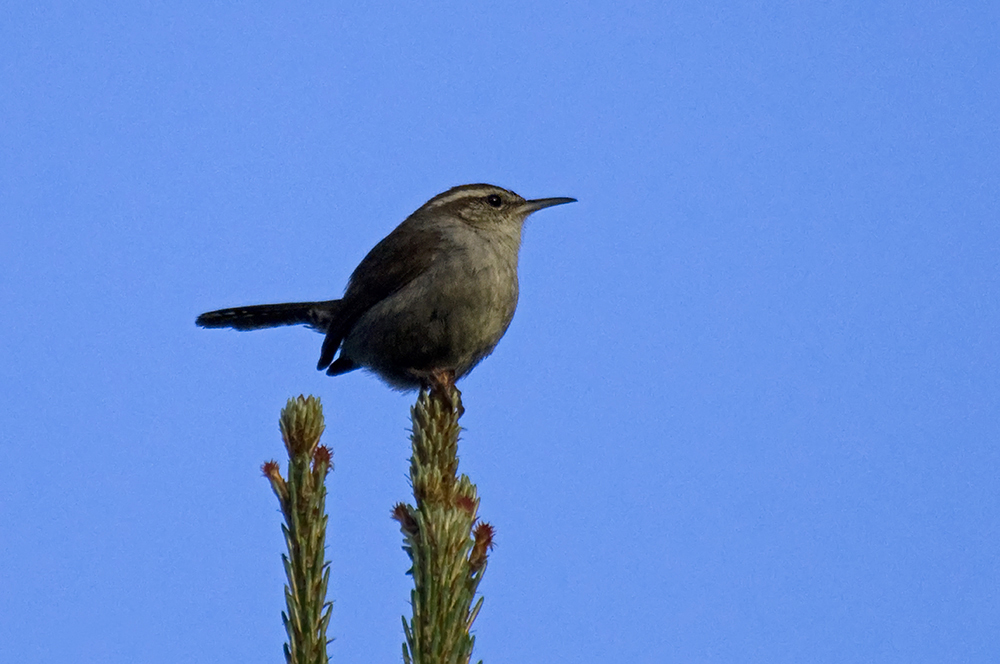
[423,186,502,209]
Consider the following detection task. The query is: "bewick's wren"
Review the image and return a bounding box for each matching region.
[196,184,575,389]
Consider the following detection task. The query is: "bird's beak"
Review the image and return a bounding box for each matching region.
[520,196,577,215]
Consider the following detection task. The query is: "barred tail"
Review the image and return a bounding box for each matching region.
[195,300,341,332]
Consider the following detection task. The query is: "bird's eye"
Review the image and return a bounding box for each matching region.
[486,194,503,208]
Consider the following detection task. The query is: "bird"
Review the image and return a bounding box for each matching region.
[196,183,576,392]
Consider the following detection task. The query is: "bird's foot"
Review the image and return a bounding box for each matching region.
[414,368,464,418]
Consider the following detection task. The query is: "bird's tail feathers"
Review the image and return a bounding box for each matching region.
[196,300,341,332]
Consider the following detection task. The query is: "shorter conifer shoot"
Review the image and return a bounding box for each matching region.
[263,396,333,664]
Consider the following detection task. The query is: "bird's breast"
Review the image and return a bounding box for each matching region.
[342,223,521,379]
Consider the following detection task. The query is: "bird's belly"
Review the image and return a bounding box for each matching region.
[342,259,518,387]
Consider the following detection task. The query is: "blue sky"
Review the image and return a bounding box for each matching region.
[2,2,998,662]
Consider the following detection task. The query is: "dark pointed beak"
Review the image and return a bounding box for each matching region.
[520,196,577,215]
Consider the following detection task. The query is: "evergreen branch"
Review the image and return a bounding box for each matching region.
[264,395,333,664]
[394,387,494,664]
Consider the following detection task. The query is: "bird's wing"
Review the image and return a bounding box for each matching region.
[317,218,443,371]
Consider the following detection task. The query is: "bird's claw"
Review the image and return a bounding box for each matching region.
[413,368,465,418]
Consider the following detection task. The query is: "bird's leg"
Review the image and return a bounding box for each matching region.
[415,368,464,418]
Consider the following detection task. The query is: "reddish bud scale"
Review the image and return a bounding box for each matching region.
[312,445,332,468]
[455,495,477,516]
[391,502,419,537]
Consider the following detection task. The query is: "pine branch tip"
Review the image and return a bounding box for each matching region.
[279,394,326,457]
